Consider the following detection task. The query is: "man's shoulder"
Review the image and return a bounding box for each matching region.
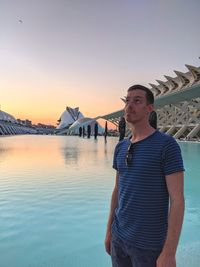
[154,130,177,144]
[114,138,129,152]
[154,131,182,157]
[116,138,129,146]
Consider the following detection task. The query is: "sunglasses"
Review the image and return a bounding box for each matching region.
[125,143,134,167]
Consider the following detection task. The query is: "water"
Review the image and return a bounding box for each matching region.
[0,135,199,267]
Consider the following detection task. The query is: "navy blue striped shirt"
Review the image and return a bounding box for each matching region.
[112,130,184,250]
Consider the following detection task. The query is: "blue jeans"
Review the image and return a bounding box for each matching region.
[111,234,162,267]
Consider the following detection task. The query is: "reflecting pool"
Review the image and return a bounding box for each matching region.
[0,135,199,267]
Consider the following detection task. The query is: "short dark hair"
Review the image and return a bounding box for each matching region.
[127,84,154,104]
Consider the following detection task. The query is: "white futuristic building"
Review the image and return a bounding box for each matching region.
[99,62,200,141]
[57,106,84,130]
[56,106,104,135]
[0,110,16,123]
[0,110,37,135]
[68,117,104,135]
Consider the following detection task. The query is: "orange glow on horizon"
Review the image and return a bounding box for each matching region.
[2,99,122,127]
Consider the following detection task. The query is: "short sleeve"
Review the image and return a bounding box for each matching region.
[162,137,185,175]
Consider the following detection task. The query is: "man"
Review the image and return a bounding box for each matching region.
[105,84,184,267]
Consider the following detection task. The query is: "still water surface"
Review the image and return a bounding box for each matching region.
[0,135,199,267]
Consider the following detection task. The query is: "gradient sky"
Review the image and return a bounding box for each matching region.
[0,0,200,125]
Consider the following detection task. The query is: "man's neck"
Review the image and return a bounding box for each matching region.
[130,123,156,143]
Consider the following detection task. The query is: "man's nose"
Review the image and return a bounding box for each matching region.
[125,102,134,111]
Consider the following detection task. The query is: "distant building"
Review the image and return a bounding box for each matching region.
[0,110,16,123]
[57,106,84,130]
[37,123,55,129]
[35,123,56,135]
[0,110,37,135]
[68,117,104,135]
[17,119,32,126]
[56,106,104,135]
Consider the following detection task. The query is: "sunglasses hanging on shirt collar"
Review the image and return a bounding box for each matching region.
[125,143,135,167]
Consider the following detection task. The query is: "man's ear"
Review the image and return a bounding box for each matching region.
[148,104,154,113]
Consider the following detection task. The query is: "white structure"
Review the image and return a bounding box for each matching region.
[56,107,104,135]
[68,117,104,135]
[0,110,16,123]
[57,106,84,130]
[99,61,200,141]
[0,110,37,135]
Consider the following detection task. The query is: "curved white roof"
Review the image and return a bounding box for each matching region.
[0,110,16,122]
[68,117,104,135]
[69,117,95,129]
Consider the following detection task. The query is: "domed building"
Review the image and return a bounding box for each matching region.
[0,110,16,123]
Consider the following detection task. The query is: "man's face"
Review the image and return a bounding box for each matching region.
[124,89,153,124]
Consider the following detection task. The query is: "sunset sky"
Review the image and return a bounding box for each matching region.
[1,0,200,126]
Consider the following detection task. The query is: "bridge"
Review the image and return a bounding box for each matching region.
[98,63,200,141]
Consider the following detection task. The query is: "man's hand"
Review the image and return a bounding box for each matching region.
[156,251,176,267]
[104,231,111,255]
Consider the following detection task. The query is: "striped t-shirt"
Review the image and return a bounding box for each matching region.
[112,130,184,250]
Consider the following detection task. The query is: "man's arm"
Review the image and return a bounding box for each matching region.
[104,172,119,255]
[157,171,185,267]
